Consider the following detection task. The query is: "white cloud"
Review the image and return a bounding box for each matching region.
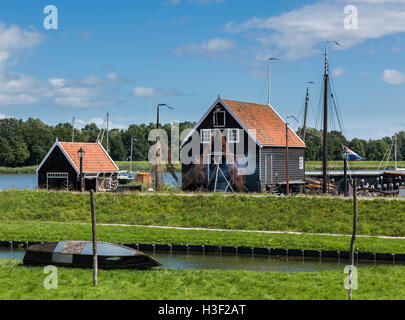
[0,93,38,105]
[174,38,235,56]
[0,22,127,108]
[224,0,405,60]
[382,69,405,84]
[75,117,127,130]
[332,68,347,77]
[0,23,42,69]
[133,86,183,98]
[0,113,6,119]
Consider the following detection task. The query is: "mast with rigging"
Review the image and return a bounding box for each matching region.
[322,44,329,194]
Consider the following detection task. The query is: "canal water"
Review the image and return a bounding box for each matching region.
[0,173,181,191]
[0,248,391,273]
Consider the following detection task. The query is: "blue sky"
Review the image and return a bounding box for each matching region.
[0,0,405,140]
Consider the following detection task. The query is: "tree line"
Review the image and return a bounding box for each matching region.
[299,127,405,161]
[0,117,194,167]
[0,117,403,167]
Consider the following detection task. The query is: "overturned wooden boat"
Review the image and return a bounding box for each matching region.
[23,241,161,270]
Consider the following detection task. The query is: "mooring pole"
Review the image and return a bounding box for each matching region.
[348,180,357,300]
[90,190,98,286]
[344,158,348,197]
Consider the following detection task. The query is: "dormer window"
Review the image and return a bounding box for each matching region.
[213,108,225,127]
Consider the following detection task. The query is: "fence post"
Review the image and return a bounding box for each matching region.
[90,190,98,286]
[349,180,357,300]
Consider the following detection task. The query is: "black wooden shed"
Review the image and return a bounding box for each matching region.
[37,139,119,192]
[181,97,306,193]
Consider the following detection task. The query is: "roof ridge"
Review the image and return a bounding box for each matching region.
[222,98,269,107]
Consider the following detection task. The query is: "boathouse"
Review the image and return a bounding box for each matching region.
[181,97,306,193]
[37,139,119,192]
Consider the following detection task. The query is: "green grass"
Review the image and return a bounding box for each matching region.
[1,260,405,300]
[1,190,405,237]
[0,166,37,175]
[306,160,405,171]
[115,161,182,173]
[2,221,405,254]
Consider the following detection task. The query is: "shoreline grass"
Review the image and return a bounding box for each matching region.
[2,221,405,254]
[0,166,37,175]
[305,160,405,171]
[1,160,403,175]
[1,260,405,300]
[1,190,405,237]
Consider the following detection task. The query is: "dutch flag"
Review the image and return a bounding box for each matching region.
[342,144,365,161]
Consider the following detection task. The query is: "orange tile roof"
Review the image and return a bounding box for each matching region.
[222,99,305,147]
[59,142,119,173]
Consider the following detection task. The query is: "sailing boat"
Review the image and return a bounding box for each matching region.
[393,134,405,171]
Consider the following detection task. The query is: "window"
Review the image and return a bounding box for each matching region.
[213,110,225,127]
[228,129,240,143]
[201,129,211,144]
[299,157,304,170]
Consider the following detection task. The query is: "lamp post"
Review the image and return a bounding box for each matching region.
[155,104,174,192]
[286,115,298,196]
[267,57,279,106]
[78,147,85,192]
[342,148,349,197]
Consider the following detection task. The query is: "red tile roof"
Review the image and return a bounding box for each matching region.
[222,99,305,147]
[59,142,119,173]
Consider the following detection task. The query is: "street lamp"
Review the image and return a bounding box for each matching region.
[286,115,298,196]
[155,104,174,192]
[342,148,349,197]
[77,147,85,192]
[267,57,279,106]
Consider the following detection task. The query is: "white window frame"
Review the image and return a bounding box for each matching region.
[200,129,212,144]
[299,157,304,170]
[227,129,240,144]
[213,110,226,127]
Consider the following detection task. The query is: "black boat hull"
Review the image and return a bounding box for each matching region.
[23,241,161,270]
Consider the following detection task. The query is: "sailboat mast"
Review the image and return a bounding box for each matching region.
[323,44,329,194]
[72,117,75,143]
[395,134,398,171]
[106,112,110,154]
[302,86,310,143]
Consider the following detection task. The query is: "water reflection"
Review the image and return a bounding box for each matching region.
[0,248,388,273]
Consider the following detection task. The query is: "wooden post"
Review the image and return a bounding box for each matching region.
[90,190,98,286]
[344,158,348,197]
[286,122,289,196]
[348,180,357,300]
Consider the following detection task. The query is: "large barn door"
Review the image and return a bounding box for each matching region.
[265,154,273,184]
[46,172,69,190]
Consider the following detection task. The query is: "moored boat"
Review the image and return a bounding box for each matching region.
[23,241,161,270]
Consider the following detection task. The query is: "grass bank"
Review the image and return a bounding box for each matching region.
[1,260,404,300]
[1,190,404,237]
[305,160,405,171]
[2,221,405,254]
[115,161,182,173]
[1,160,402,175]
[0,166,37,175]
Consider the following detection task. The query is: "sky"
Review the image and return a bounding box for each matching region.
[0,0,405,140]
